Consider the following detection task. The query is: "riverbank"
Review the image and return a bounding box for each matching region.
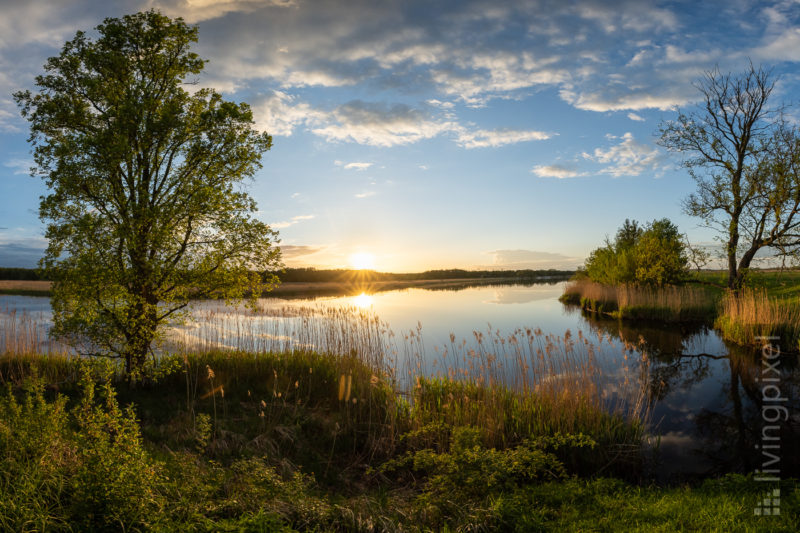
[560,271,800,350]
[1,351,796,531]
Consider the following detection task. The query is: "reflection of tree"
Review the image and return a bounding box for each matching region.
[580,314,714,400]
[578,312,800,477]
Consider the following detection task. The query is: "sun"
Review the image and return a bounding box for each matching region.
[349,252,375,270]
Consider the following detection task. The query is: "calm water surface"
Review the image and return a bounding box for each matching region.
[3,281,798,481]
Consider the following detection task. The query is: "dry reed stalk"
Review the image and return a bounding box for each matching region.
[717,288,800,346]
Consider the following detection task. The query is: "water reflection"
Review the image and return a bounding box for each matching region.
[2,283,799,479]
[352,292,374,308]
[577,310,800,480]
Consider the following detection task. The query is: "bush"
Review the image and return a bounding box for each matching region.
[584,218,688,286]
[0,374,73,531]
[0,367,165,531]
[70,368,165,531]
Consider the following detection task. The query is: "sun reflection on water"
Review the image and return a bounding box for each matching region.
[352,292,373,308]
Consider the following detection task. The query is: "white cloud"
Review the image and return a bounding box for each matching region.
[354,191,376,198]
[312,101,455,147]
[587,132,666,177]
[335,160,373,171]
[251,90,326,136]
[3,158,33,175]
[627,112,645,122]
[531,164,586,179]
[486,249,581,269]
[270,214,315,229]
[151,0,297,24]
[456,128,550,149]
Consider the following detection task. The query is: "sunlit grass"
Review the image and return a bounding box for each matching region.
[716,287,800,348]
[560,279,717,322]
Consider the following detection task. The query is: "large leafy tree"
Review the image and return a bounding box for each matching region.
[658,63,800,289]
[15,11,280,375]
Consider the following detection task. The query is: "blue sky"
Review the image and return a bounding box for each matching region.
[1,0,799,271]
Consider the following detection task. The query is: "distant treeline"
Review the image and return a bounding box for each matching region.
[0,268,45,281]
[274,268,575,283]
[0,266,574,283]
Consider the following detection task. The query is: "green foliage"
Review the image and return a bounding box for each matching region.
[1,354,798,531]
[585,218,689,286]
[0,368,164,531]
[379,427,593,528]
[0,374,72,531]
[634,218,689,286]
[14,10,280,375]
[70,367,164,530]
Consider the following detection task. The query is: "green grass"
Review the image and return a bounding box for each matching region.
[1,352,796,531]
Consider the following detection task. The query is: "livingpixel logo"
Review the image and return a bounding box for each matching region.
[754,336,784,517]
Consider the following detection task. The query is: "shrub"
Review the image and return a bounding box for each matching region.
[0,374,73,531]
[69,368,165,531]
[584,218,688,286]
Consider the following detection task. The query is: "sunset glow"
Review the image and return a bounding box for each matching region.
[349,252,375,270]
[352,292,373,308]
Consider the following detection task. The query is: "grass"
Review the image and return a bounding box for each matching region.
[715,287,800,348]
[561,272,800,350]
[0,357,796,531]
[1,291,797,529]
[560,279,718,322]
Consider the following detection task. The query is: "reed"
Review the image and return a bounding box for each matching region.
[561,279,717,322]
[715,288,800,348]
[1,299,652,475]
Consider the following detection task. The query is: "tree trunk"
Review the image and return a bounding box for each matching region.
[726,230,739,290]
[123,296,158,379]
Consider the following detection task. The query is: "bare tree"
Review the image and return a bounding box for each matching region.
[659,63,800,289]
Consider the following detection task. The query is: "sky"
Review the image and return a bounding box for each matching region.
[1,0,799,272]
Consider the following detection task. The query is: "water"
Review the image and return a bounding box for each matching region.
[2,281,799,481]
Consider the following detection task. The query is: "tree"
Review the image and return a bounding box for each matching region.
[634,219,688,286]
[15,11,280,376]
[658,63,800,289]
[584,218,688,286]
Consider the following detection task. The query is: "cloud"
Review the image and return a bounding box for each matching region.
[627,112,645,121]
[335,160,373,171]
[486,249,582,269]
[354,191,376,198]
[0,242,44,268]
[278,244,326,259]
[150,0,296,24]
[531,164,586,179]
[312,100,455,147]
[2,0,798,138]
[270,214,315,229]
[586,132,667,177]
[251,90,326,136]
[3,158,33,175]
[456,128,550,148]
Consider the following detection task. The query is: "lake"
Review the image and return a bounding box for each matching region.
[2,281,798,481]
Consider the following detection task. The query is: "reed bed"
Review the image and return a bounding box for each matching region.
[716,288,800,348]
[1,299,653,475]
[0,308,71,356]
[561,279,717,322]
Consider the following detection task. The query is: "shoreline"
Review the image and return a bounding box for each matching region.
[0,276,570,299]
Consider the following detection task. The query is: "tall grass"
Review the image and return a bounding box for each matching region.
[716,288,800,348]
[1,298,653,475]
[561,279,717,322]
